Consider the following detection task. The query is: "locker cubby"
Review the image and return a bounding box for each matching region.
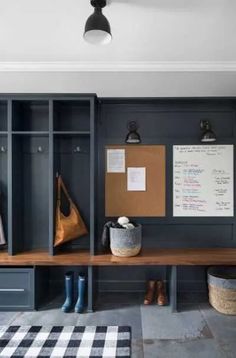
[12,100,49,132]
[0,101,7,132]
[53,100,91,133]
[0,135,8,247]
[53,135,90,252]
[0,95,96,312]
[12,135,49,253]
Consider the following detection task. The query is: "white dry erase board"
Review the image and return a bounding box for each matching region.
[173,145,234,217]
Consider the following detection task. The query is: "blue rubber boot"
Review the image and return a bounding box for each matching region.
[61,271,74,313]
[74,273,86,313]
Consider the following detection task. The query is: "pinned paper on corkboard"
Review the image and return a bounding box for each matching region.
[105,145,166,217]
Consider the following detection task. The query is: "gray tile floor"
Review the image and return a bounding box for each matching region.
[1,293,236,357]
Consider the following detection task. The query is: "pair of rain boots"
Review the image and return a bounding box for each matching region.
[144,280,168,306]
[61,272,86,313]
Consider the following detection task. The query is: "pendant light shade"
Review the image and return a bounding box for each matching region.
[84,0,112,45]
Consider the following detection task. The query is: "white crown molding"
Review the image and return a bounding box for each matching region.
[0,61,236,72]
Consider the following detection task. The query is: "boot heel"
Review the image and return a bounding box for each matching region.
[156,280,167,306]
[144,280,156,305]
[75,273,86,313]
[61,271,74,313]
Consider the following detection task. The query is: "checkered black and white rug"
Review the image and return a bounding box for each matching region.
[0,326,131,358]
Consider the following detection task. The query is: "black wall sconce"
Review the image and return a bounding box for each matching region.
[125,121,141,144]
[84,0,112,45]
[200,120,216,143]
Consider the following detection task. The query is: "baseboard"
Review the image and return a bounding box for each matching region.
[49,278,208,296]
[178,280,208,292]
[97,279,207,293]
[98,280,145,292]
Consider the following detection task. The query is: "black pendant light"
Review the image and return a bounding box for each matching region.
[126,121,141,144]
[200,120,216,143]
[84,0,112,45]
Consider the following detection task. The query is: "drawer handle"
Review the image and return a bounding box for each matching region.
[0,288,25,292]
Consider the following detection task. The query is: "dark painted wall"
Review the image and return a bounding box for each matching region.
[96,98,236,294]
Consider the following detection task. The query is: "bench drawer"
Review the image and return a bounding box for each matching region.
[0,268,34,310]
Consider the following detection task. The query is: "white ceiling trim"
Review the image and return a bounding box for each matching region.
[0,61,236,72]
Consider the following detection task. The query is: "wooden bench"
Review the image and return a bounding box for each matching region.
[0,248,235,312]
[1,248,235,266]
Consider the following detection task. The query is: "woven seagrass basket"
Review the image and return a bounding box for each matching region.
[110,224,142,257]
[208,267,236,315]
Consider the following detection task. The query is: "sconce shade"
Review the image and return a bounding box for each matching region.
[201,130,216,143]
[84,6,112,45]
[126,131,141,144]
[200,120,216,143]
[125,121,141,144]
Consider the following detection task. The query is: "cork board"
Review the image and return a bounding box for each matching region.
[105,145,166,217]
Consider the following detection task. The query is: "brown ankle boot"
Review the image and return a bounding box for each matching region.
[144,280,156,305]
[156,280,167,306]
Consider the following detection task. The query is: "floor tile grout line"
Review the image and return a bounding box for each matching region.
[197,304,215,339]
[7,311,23,326]
[138,304,145,358]
[198,304,229,358]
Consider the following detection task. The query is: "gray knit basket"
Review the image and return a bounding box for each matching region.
[110,224,142,257]
[208,266,236,315]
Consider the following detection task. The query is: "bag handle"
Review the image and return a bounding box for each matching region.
[57,175,72,205]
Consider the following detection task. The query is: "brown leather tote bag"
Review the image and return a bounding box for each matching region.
[54,175,88,247]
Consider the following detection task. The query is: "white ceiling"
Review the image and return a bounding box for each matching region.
[0,0,236,96]
[1,0,236,62]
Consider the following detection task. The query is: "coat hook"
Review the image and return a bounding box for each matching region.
[37,146,43,153]
[73,146,81,153]
[0,146,7,153]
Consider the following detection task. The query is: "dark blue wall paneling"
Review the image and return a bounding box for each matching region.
[96,98,236,293]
